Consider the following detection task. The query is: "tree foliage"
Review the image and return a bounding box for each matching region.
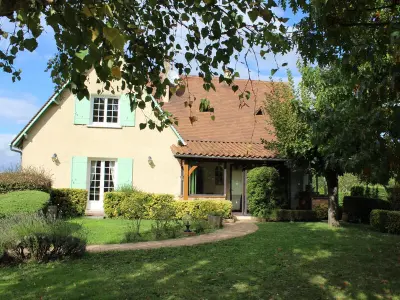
[265,64,399,226]
[0,0,291,127]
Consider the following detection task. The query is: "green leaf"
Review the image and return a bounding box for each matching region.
[139,123,147,130]
[248,9,259,23]
[232,85,239,93]
[138,100,146,109]
[182,13,190,22]
[282,62,288,67]
[145,95,153,102]
[75,49,89,60]
[271,69,278,76]
[103,27,125,51]
[211,115,215,121]
[185,52,195,62]
[23,39,38,52]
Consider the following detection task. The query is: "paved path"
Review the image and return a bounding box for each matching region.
[86,222,258,253]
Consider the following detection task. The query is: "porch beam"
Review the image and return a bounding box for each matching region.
[188,165,198,176]
[183,161,189,200]
[223,162,227,197]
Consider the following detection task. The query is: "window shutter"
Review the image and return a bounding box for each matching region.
[74,96,91,125]
[117,158,133,188]
[120,94,135,127]
[71,156,88,189]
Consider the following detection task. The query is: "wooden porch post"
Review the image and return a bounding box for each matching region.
[183,160,189,200]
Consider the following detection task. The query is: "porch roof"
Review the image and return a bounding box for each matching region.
[171,140,279,160]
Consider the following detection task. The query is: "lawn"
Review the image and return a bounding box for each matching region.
[0,190,49,217]
[68,218,156,244]
[1,222,400,300]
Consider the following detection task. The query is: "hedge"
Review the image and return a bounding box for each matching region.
[313,203,328,220]
[47,189,87,218]
[173,200,232,219]
[104,191,232,220]
[370,210,400,234]
[0,167,52,194]
[247,166,286,217]
[265,209,318,222]
[343,196,390,223]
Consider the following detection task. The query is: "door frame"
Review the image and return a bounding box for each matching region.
[86,158,118,211]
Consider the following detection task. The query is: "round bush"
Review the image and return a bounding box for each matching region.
[247,167,285,217]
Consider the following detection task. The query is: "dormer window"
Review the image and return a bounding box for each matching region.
[92,97,119,125]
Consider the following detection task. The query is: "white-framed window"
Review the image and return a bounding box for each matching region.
[91,96,120,126]
[88,160,117,206]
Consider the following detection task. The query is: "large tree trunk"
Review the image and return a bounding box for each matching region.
[325,171,340,227]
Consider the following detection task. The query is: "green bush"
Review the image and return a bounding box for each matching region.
[343,196,391,223]
[173,200,232,220]
[370,210,400,234]
[0,190,49,217]
[0,214,86,264]
[314,203,328,220]
[0,167,52,194]
[370,210,390,232]
[104,191,232,220]
[247,167,285,217]
[265,209,318,222]
[48,189,87,218]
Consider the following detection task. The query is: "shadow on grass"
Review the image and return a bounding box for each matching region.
[1,222,400,299]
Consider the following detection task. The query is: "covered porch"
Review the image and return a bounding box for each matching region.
[171,139,313,215]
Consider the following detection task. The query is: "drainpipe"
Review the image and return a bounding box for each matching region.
[9,144,22,155]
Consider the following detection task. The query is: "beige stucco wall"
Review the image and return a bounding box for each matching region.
[20,70,182,197]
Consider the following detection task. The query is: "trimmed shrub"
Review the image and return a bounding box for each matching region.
[247,167,286,217]
[343,196,390,223]
[314,203,328,220]
[0,214,86,264]
[173,200,232,220]
[0,167,52,194]
[104,192,127,218]
[48,189,87,218]
[370,210,400,234]
[0,190,49,217]
[265,209,318,222]
[370,210,390,232]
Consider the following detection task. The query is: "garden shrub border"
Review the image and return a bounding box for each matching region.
[47,189,88,218]
[104,191,232,220]
[263,209,318,222]
[370,209,400,234]
[343,196,390,223]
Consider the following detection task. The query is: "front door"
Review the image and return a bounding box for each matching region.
[88,160,116,211]
[231,167,243,212]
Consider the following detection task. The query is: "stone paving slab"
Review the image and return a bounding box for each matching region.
[86,222,258,253]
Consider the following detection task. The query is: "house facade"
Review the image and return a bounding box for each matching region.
[10,70,309,214]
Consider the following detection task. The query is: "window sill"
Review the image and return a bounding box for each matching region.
[87,124,122,129]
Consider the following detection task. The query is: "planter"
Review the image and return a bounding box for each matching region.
[208,215,223,228]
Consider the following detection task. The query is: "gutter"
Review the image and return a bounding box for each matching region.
[9,144,22,155]
[173,154,287,161]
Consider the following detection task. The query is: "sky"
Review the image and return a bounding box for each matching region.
[0,6,303,170]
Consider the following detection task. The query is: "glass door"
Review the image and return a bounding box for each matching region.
[231,167,243,212]
[88,160,116,211]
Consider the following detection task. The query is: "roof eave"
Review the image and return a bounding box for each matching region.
[173,154,286,161]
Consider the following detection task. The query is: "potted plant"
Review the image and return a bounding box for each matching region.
[208,212,223,228]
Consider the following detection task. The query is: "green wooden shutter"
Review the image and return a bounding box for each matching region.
[117,158,133,188]
[120,94,135,127]
[71,156,88,188]
[74,96,91,125]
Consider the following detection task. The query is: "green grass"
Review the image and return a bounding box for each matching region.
[68,218,155,244]
[0,190,49,217]
[1,222,400,299]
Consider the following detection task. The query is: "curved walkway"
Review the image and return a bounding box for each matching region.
[86,222,258,253]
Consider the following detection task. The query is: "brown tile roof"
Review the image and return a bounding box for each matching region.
[164,76,279,159]
[171,140,277,159]
[163,76,276,144]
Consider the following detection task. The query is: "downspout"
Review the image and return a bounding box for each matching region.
[9,144,22,155]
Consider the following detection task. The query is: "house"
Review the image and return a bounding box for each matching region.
[9,70,310,215]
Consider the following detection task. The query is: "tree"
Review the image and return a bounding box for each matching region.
[265,65,399,226]
[0,0,293,128]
